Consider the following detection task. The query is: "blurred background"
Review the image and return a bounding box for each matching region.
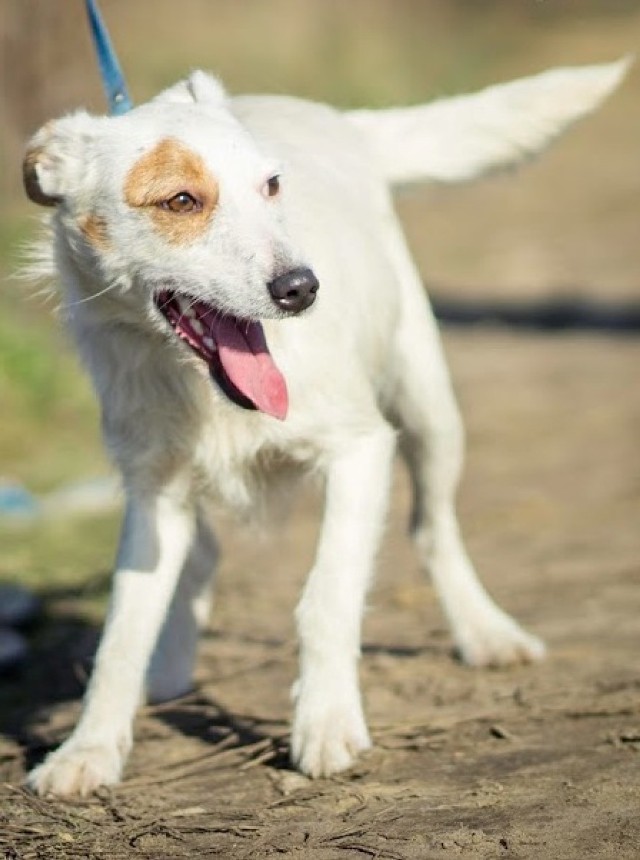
[0,0,638,626]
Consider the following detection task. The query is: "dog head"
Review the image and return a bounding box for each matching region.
[24,72,318,419]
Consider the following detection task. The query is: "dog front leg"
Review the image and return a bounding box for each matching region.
[291,423,395,777]
[28,488,195,797]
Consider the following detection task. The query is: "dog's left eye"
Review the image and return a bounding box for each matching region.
[162,192,201,213]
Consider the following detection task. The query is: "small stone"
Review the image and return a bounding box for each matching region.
[272,771,310,796]
[489,724,514,740]
[619,730,640,743]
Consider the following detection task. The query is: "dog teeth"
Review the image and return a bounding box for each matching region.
[176,297,194,318]
[191,318,204,335]
[203,336,215,351]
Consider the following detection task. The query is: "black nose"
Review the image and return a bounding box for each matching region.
[268,268,319,314]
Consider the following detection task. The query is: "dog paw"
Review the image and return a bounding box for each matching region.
[291,690,371,778]
[27,741,126,797]
[455,608,546,668]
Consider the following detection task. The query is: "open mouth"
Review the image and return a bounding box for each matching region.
[155,291,288,420]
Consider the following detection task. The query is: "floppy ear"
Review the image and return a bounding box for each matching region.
[23,112,96,207]
[152,70,227,107]
[347,57,632,186]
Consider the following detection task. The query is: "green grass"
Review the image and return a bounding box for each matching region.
[0,515,118,612]
[0,218,108,494]
[0,302,64,420]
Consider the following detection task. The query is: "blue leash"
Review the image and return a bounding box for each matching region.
[84,0,133,115]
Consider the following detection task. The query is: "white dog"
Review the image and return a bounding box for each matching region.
[22,58,627,796]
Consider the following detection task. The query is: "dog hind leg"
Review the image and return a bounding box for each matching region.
[389,252,544,667]
[146,511,218,703]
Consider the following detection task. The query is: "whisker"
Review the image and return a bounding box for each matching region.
[157,291,200,328]
[156,293,175,314]
[65,280,121,308]
[176,294,200,328]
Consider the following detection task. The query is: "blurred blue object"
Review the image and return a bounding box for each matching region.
[0,477,121,524]
[0,626,28,674]
[0,482,40,520]
[42,476,121,518]
[0,584,41,627]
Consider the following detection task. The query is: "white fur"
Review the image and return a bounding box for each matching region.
[23,59,625,796]
[348,57,631,185]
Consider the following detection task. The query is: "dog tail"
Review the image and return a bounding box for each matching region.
[345,57,630,188]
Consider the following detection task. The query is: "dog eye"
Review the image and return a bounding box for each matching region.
[264,175,280,198]
[162,192,201,213]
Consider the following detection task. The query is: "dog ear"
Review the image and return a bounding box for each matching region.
[23,112,96,207]
[153,71,227,107]
[186,71,227,105]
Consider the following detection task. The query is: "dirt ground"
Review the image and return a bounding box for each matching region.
[0,327,638,859]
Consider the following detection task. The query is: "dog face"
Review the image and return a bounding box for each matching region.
[24,73,318,418]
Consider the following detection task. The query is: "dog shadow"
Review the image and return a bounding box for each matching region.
[3,578,447,779]
[0,579,108,772]
[151,691,292,771]
[0,585,293,774]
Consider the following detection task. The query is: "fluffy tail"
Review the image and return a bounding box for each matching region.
[346,57,631,188]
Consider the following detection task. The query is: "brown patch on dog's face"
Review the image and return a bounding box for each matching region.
[123,138,218,245]
[79,213,110,250]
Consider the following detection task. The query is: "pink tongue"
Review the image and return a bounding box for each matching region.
[200,308,288,420]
